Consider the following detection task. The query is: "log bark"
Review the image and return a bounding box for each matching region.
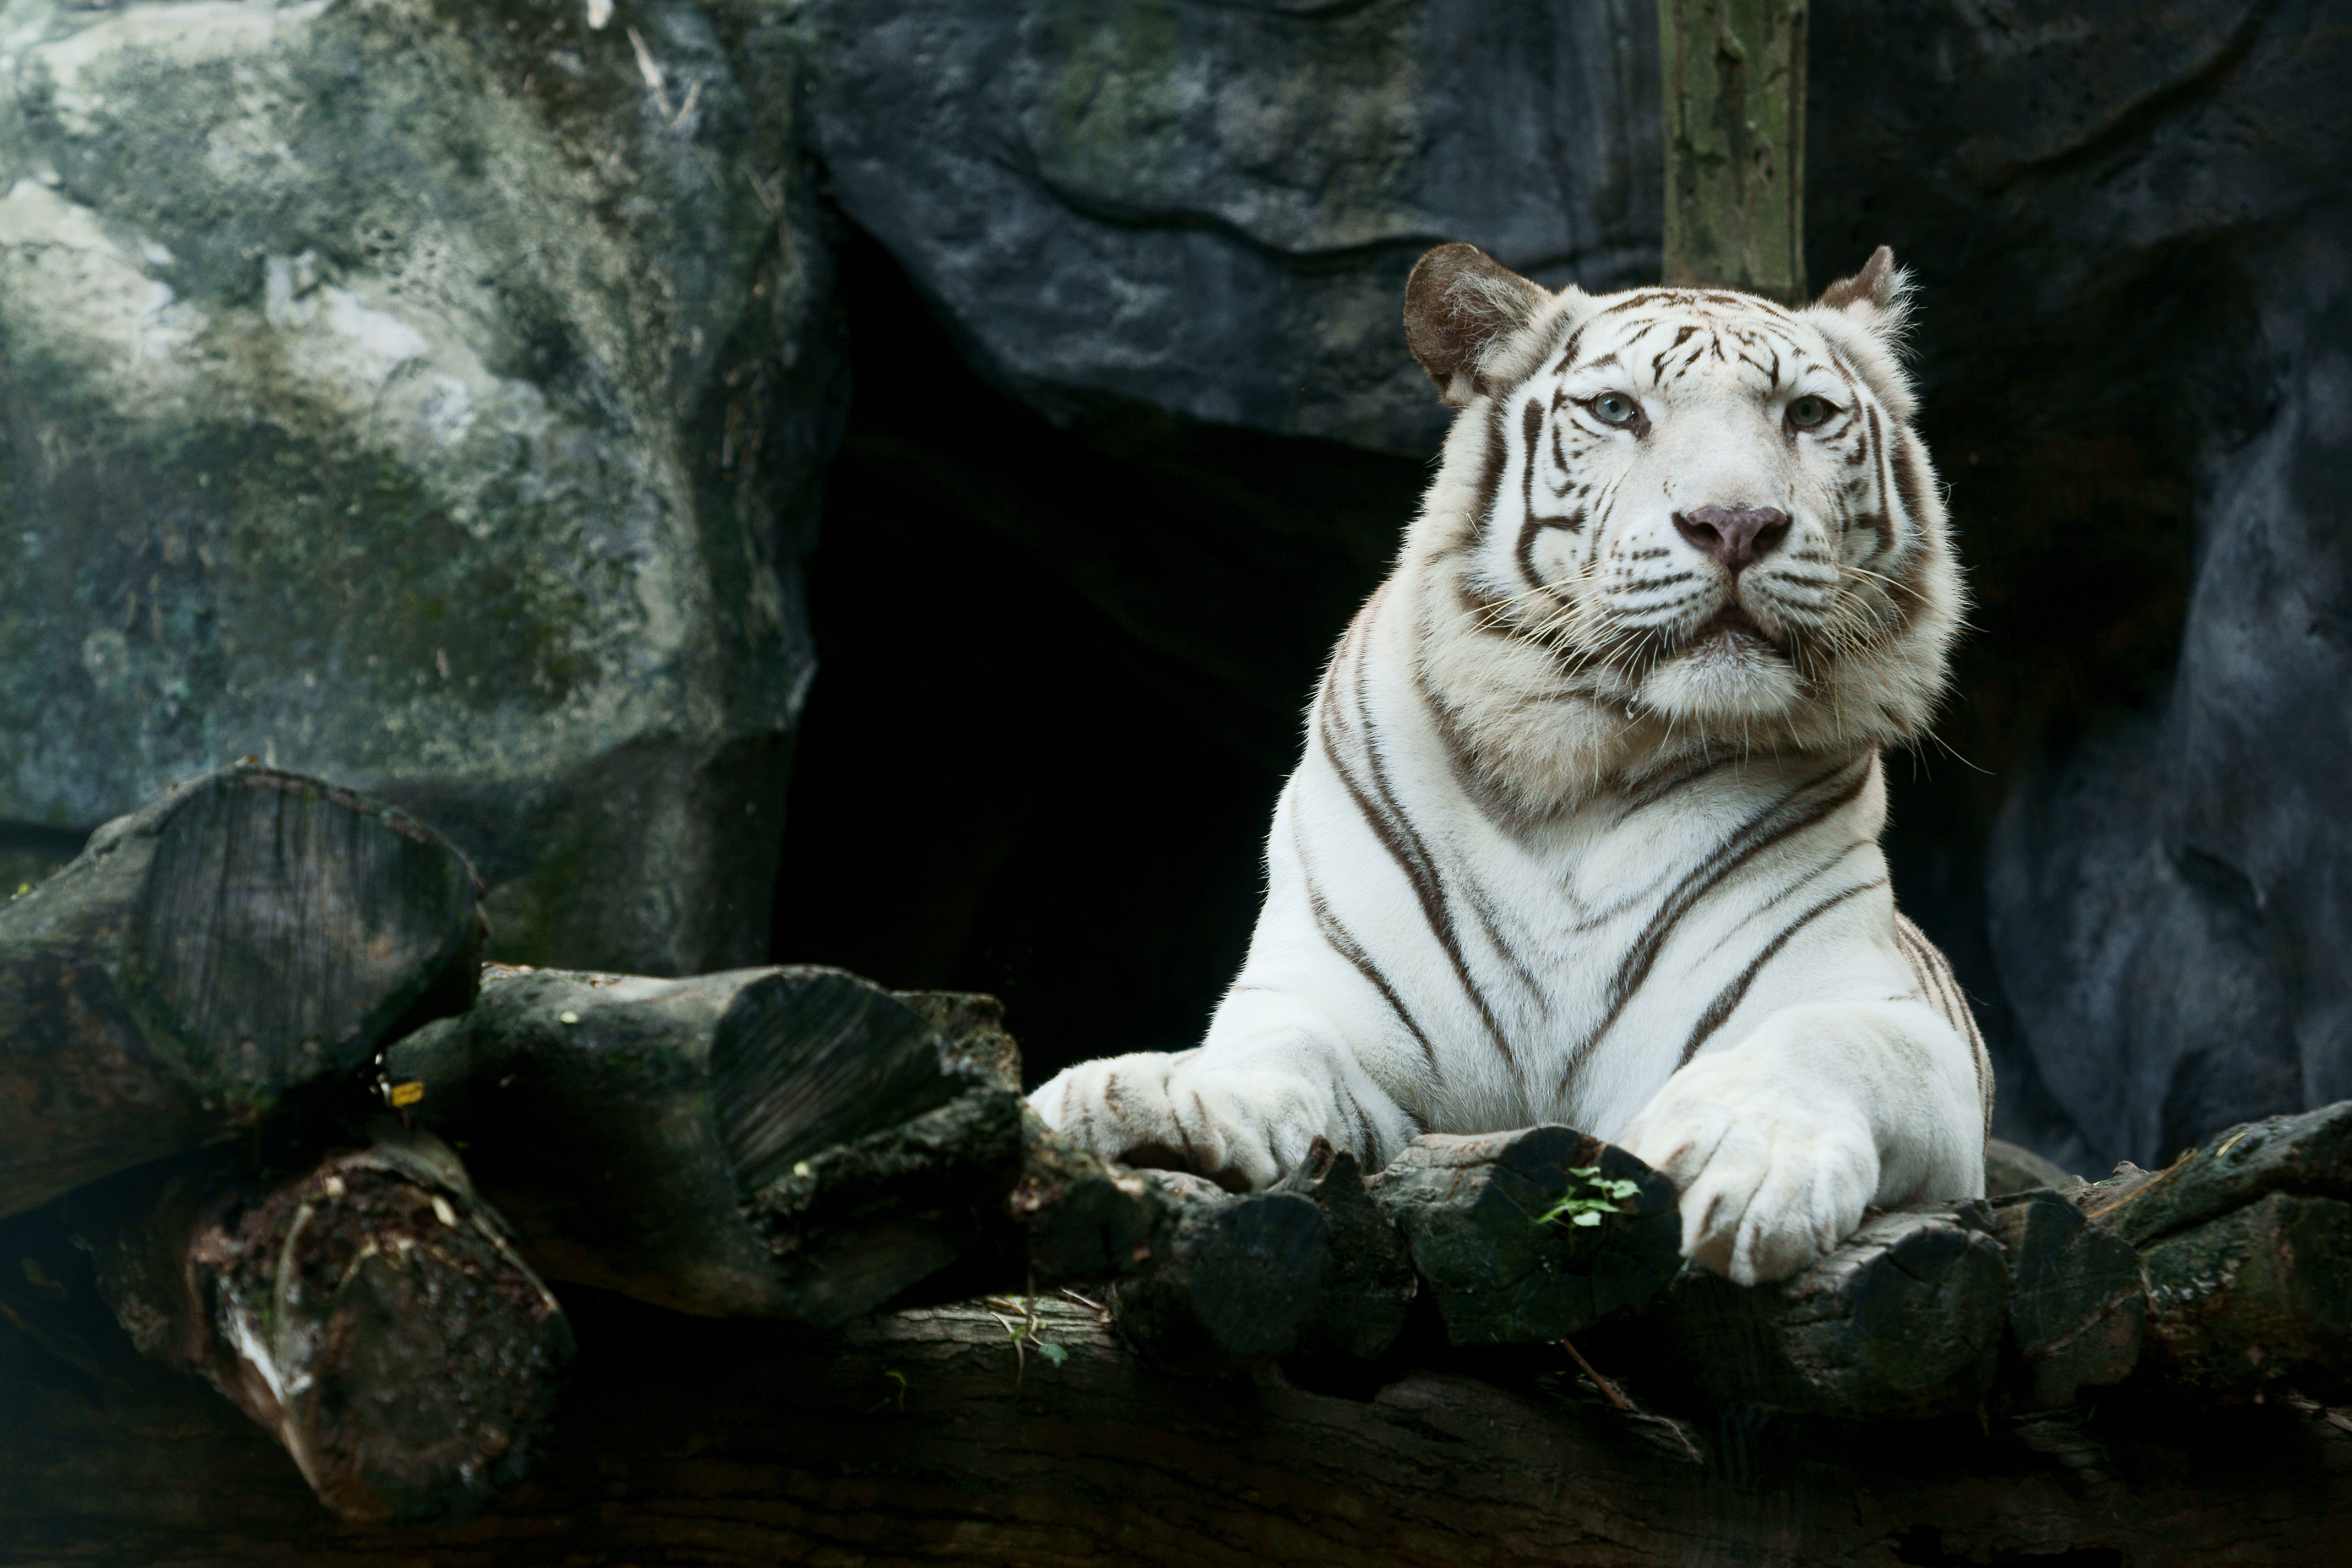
[4,1262,2347,1568]
[383,965,1026,1324]
[64,1123,570,1525]
[2072,1102,2352,1398]
[1107,1170,1330,1376]
[1657,0,1808,302]
[1636,1205,2010,1420]
[0,763,483,1221]
[1370,1125,1681,1346]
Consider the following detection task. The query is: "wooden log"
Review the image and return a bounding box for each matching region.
[1986,1189,2146,1409]
[1369,1125,1680,1346]
[1277,1139,1415,1363]
[1648,1205,2009,1420]
[384,965,1023,1325]
[1657,0,1808,303]
[1003,1108,1169,1286]
[1108,1170,1331,1377]
[2138,1192,2352,1397]
[2067,1103,2352,1397]
[2076,1100,2352,1248]
[68,1122,570,1525]
[0,763,482,1219]
[6,1270,2349,1567]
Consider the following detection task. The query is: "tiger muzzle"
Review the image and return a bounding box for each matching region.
[1674,505,1791,574]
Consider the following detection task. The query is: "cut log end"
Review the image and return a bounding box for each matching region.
[80,1125,571,1525]
[1371,1125,1680,1346]
[2,763,484,1221]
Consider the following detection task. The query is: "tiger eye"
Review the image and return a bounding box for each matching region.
[1788,395,1833,429]
[1591,393,1640,427]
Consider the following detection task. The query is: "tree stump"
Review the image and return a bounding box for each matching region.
[1370,1125,1681,1346]
[1109,1169,1332,1376]
[69,1122,569,1525]
[0,763,482,1220]
[1650,1205,2009,1420]
[1278,1140,1415,1363]
[1986,1189,2146,1409]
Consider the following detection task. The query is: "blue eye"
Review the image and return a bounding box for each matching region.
[1590,393,1640,427]
[1788,395,1834,429]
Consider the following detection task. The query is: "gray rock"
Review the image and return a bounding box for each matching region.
[0,0,840,972]
[1801,0,2352,1169]
[797,0,1660,456]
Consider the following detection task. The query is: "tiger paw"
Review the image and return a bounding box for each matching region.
[1028,1050,1280,1192]
[1616,1055,1879,1286]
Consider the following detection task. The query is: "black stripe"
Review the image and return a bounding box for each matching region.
[1863,405,1897,556]
[1520,396,1543,522]
[1679,879,1887,1065]
[1305,874,1439,1072]
[1560,758,1874,1093]
[1611,750,1739,820]
[1890,430,1927,541]
[1470,400,1510,548]
[1324,644,1524,1077]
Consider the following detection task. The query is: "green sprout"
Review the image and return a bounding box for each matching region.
[1534,1165,1642,1229]
[868,1368,909,1414]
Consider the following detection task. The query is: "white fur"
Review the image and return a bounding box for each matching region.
[1033,269,1988,1284]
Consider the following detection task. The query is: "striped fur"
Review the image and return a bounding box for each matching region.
[1033,248,1992,1284]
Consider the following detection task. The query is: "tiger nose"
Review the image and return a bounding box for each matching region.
[1674,505,1791,573]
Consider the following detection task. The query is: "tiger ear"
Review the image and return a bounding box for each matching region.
[1404,242,1552,407]
[1813,246,1913,341]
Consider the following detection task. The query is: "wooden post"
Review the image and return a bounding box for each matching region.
[1658,0,1808,302]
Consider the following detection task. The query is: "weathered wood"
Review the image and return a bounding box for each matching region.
[4,1264,2348,1568]
[1657,0,1807,302]
[1370,1125,1681,1346]
[2063,1103,2352,1397]
[67,1123,569,1525]
[1986,1189,2146,1409]
[1277,1140,1415,1363]
[384,965,1021,1325]
[2138,1191,2352,1397]
[0,762,482,1220]
[2076,1099,2352,1247]
[1645,1205,2009,1420]
[1109,1170,1331,1376]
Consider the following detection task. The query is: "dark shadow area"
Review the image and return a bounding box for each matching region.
[772,227,1423,1086]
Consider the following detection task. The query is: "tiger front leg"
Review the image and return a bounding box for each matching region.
[1614,1000,1984,1286]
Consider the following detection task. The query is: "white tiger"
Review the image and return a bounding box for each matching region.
[1032,243,1991,1285]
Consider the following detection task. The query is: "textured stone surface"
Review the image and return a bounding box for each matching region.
[798,0,1660,456]
[1802,0,2352,1170]
[0,0,839,972]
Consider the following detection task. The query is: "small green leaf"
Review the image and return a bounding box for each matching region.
[1036,1342,1069,1366]
[1571,1209,1603,1227]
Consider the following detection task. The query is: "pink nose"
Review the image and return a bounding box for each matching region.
[1674,505,1790,573]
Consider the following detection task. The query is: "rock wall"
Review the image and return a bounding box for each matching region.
[1,0,2341,1167]
[0,0,840,972]
[798,0,1660,455]
[780,0,2352,1167]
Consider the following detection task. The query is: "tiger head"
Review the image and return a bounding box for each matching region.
[1400,243,1962,805]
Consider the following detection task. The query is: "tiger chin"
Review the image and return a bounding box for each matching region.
[1032,243,1991,1287]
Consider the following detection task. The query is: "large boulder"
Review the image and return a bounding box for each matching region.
[797,0,1662,457]
[0,0,838,972]
[1807,0,2352,1169]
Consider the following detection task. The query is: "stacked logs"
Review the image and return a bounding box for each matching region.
[6,764,2352,1532]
